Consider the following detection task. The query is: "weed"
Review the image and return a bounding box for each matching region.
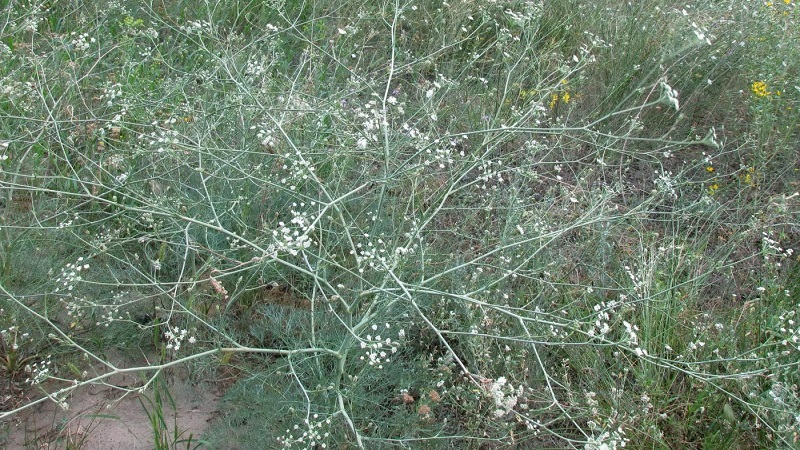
[1,0,799,448]
[140,375,204,450]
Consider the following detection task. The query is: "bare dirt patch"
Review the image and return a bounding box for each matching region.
[1,351,223,449]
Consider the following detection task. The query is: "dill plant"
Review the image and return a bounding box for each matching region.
[1,0,799,449]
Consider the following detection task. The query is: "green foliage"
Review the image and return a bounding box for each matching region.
[1,0,799,448]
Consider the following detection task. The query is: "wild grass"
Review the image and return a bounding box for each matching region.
[1,0,799,448]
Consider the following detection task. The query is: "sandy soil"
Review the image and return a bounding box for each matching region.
[1,351,223,449]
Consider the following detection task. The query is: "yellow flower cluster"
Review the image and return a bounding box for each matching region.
[751,81,771,98]
[515,79,573,110]
[743,167,757,187]
[548,80,572,110]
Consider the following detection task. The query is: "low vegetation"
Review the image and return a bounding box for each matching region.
[1,0,799,448]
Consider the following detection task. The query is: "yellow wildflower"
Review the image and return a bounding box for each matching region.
[549,93,559,110]
[743,167,757,187]
[547,78,574,110]
[751,81,771,98]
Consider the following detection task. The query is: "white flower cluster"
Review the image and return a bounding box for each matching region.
[146,126,181,153]
[110,170,126,185]
[100,82,123,107]
[63,294,88,323]
[424,136,466,169]
[92,226,122,253]
[226,233,249,251]
[140,212,156,229]
[252,123,275,148]
[57,213,80,229]
[623,263,647,299]
[163,326,195,353]
[277,414,331,449]
[761,231,794,264]
[359,323,402,370]
[351,233,414,273]
[272,203,316,256]
[504,6,537,27]
[280,152,316,191]
[54,257,90,292]
[477,159,505,190]
[585,391,600,416]
[483,376,524,418]
[768,382,797,411]
[588,299,622,338]
[0,78,34,111]
[244,54,273,82]
[18,2,46,32]
[70,32,95,52]
[584,426,628,450]
[622,321,648,357]
[179,20,213,35]
[25,355,52,385]
[759,381,800,443]
[653,169,677,199]
[354,98,382,144]
[99,292,128,326]
[777,307,799,352]
[641,392,653,414]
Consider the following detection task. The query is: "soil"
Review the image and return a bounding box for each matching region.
[0,350,223,449]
